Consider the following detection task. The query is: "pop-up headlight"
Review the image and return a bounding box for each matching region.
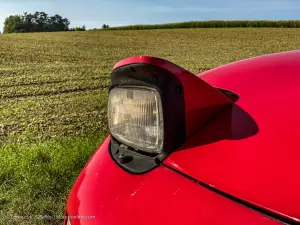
[108,87,164,154]
[108,56,233,173]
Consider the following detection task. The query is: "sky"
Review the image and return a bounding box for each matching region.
[1,0,300,32]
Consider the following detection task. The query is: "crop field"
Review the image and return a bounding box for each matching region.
[1,28,300,224]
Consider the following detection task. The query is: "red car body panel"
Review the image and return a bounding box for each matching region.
[66,137,282,225]
[164,50,300,223]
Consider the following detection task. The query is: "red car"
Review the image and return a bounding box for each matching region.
[64,50,300,225]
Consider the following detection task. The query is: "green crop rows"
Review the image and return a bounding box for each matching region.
[1,28,300,224]
[104,20,300,30]
[1,29,300,143]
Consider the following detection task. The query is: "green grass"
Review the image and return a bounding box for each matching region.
[0,134,106,225]
[1,28,300,225]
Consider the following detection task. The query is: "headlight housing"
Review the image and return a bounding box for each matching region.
[108,87,164,154]
[108,56,232,173]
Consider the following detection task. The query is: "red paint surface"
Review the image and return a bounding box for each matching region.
[113,56,232,138]
[164,50,300,222]
[66,137,282,225]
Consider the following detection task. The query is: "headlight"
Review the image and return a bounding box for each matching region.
[108,87,164,154]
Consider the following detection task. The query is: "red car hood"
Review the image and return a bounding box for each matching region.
[67,137,281,225]
[164,50,300,223]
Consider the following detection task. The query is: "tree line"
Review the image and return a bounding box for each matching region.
[102,20,300,30]
[3,12,72,33]
[5,13,299,34]
[2,11,112,33]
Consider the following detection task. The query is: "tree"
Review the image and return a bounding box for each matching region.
[3,11,71,33]
[3,15,22,33]
[70,25,86,31]
[33,11,49,32]
[102,24,109,29]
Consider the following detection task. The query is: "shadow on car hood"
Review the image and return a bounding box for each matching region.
[164,50,300,223]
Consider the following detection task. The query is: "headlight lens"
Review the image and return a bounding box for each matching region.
[108,87,164,154]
